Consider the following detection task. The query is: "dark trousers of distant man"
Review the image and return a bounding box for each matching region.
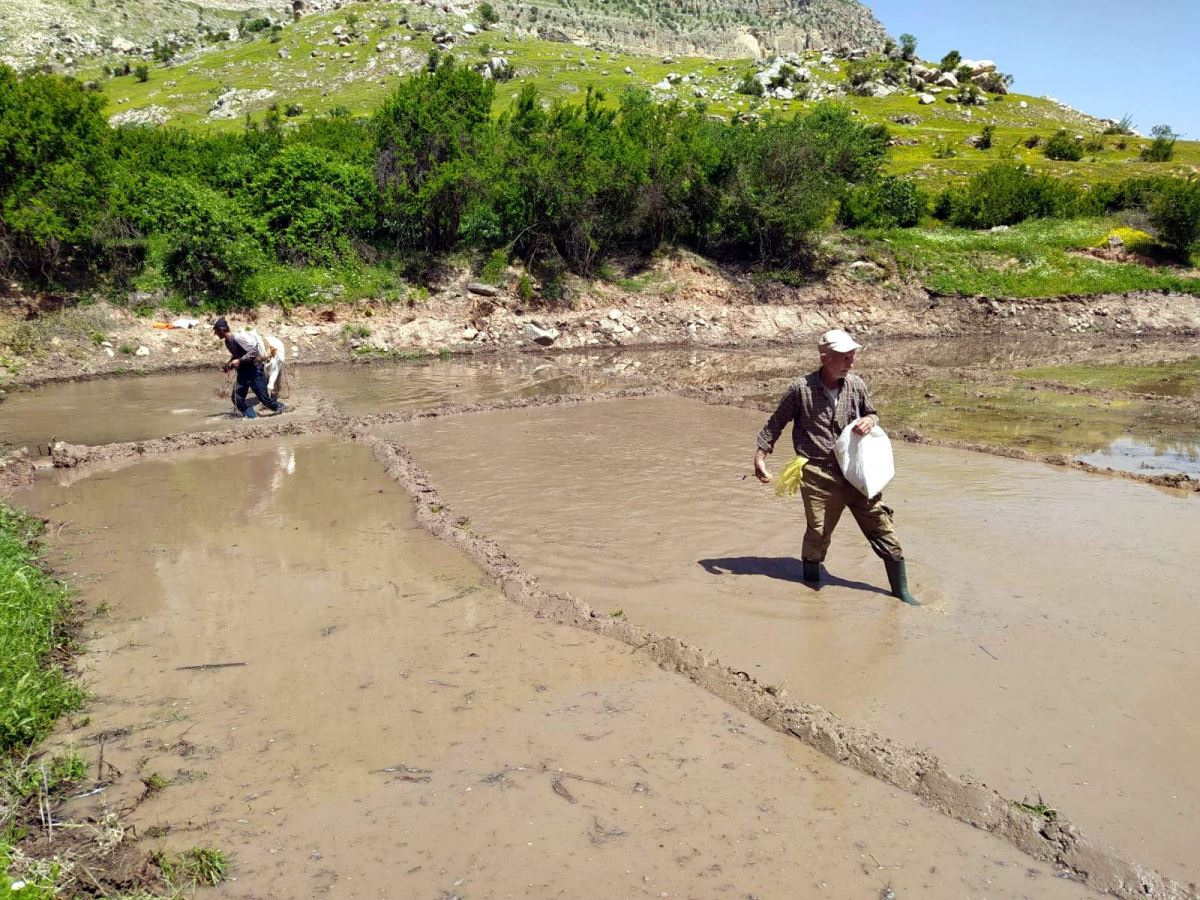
[232,361,282,415]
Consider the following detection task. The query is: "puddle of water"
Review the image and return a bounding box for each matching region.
[15,437,1090,899]
[389,396,1200,885]
[0,372,240,450]
[1081,435,1200,477]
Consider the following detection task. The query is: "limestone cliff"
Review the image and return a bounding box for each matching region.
[501,0,889,59]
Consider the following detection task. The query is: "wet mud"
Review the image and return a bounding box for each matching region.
[3,344,1197,897]
[386,395,1200,888]
[17,438,1093,900]
[5,338,1198,476]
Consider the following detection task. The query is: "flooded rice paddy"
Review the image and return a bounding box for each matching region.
[16,438,1090,899]
[386,395,1200,885]
[2,337,1198,895]
[5,338,1199,473]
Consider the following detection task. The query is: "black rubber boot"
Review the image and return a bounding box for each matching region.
[802,560,821,585]
[884,558,919,606]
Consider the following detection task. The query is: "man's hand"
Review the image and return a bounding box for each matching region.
[753,449,772,484]
[852,415,877,436]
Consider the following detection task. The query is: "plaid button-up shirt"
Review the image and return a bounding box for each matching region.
[756,371,878,467]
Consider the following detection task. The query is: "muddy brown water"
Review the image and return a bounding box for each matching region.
[17,437,1090,899]
[384,396,1200,886]
[5,335,1177,449]
[0,371,243,451]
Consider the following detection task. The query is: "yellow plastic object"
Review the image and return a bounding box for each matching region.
[774,456,807,497]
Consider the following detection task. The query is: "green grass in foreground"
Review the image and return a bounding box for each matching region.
[0,504,82,753]
[859,218,1200,298]
[1010,358,1200,396]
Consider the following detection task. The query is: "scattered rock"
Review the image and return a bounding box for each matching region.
[462,327,479,341]
[134,345,150,357]
[108,106,169,127]
[917,93,935,105]
[467,282,498,297]
[523,322,559,346]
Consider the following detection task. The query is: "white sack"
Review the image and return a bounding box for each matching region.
[834,421,895,498]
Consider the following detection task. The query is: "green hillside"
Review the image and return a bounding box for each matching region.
[88,0,1199,190]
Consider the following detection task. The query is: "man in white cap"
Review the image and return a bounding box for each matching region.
[752,328,917,605]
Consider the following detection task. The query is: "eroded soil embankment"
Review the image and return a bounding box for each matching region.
[5,280,1200,389]
[17,437,1091,900]
[11,389,1199,898]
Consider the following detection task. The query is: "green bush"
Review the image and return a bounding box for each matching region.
[976,125,995,150]
[899,33,917,61]
[940,163,1091,229]
[373,61,495,252]
[480,247,508,284]
[0,65,112,277]
[1149,178,1200,260]
[1044,129,1084,161]
[708,104,886,263]
[1141,124,1176,162]
[840,176,923,228]
[1103,115,1134,136]
[478,2,499,24]
[252,145,374,265]
[939,49,961,72]
[735,74,764,97]
[117,172,268,300]
[134,64,150,83]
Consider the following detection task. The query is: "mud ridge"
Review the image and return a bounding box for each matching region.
[355,385,667,427]
[2,392,351,490]
[348,427,1198,900]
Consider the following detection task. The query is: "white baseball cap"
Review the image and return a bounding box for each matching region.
[818,329,861,353]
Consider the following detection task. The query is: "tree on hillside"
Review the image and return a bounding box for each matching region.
[373,61,495,251]
[938,49,961,72]
[899,33,917,61]
[1141,124,1177,162]
[0,65,112,279]
[1149,178,1200,260]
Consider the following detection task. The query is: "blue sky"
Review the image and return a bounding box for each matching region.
[865,0,1199,138]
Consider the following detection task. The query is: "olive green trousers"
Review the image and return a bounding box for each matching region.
[800,463,904,563]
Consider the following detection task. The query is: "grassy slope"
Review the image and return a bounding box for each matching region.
[90,0,1199,187]
[859,219,1200,298]
[75,1,1200,300]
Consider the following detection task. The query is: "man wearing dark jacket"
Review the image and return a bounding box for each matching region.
[214,317,286,419]
[753,329,917,605]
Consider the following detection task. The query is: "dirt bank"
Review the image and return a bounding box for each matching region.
[4,256,1200,389]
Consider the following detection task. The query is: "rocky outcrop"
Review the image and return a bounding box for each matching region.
[499,0,888,60]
